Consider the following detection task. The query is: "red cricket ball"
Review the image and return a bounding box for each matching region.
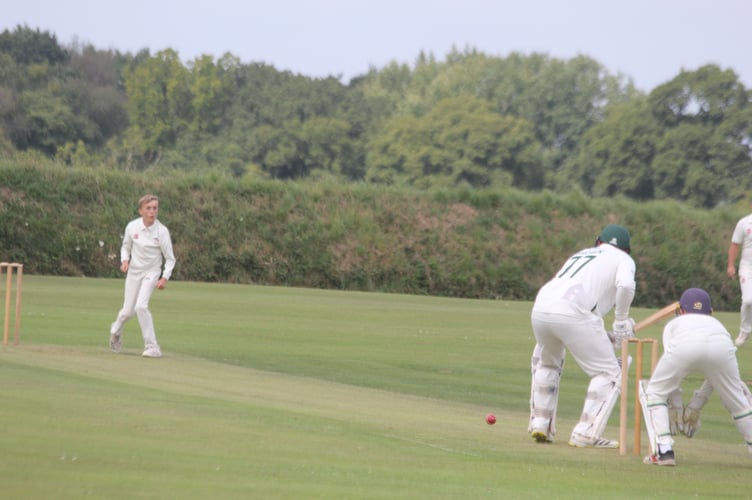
[486,413,496,425]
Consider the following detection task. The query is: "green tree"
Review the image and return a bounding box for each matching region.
[248,122,306,179]
[226,64,369,180]
[366,96,542,188]
[567,64,752,207]
[0,25,69,65]
[243,117,359,180]
[561,98,659,199]
[301,116,359,178]
[67,43,130,141]
[354,60,414,120]
[648,65,752,207]
[0,55,19,148]
[495,54,635,178]
[652,123,749,208]
[123,49,192,154]
[390,49,635,183]
[188,53,238,133]
[649,64,749,128]
[0,52,21,89]
[11,89,80,154]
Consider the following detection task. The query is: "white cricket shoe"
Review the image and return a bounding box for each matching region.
[568,433,618,449]
[109,333,122,353]
[735,331,750,347]
[531,428,553,444]
[142,346,162,358]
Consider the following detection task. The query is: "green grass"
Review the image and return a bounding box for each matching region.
[1,275,751,498]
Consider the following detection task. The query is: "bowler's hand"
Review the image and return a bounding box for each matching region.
[156,277,167,289]
[120,260,129,273]
[727,264,736,279]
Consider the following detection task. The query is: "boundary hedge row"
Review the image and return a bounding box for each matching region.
[0,161,745,310]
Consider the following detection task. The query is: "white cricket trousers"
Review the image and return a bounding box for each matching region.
[110,269,161,349]
[531,310,622,439]
[646,335,752,449]
[740,265,752,335]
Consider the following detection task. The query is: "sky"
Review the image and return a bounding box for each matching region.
[2,0,751,92]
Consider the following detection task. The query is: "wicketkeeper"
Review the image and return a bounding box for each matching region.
[529,224,636,448]
[640,288,752,466]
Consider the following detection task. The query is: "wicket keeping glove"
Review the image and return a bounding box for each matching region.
[669,407,682,436]
[667,389,684,436]
[682,406,702,438]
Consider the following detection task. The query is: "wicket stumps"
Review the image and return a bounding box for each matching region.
[1,262,23,345]
[619,337,658,456]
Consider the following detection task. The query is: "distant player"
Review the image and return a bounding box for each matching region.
[641,288,752,466]
[109,194,176,358]
[728,210,752,346]
[529,224,636,448]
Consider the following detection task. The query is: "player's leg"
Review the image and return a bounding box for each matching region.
[735,269,752,346]
[641,355,685,465]
[638,380,659,455]
[529,316,566,443]
[528,344,540,434]
[134,270,161,357]
[704,345,752,456]
[110,273,141,351]
[565,316,622,448]
[730,389,752,458]
[529,343,565,439]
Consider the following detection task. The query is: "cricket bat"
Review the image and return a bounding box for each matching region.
[634,301,680,332]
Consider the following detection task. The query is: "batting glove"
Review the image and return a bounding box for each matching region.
[611,318,635,343]
[682,406,702,438]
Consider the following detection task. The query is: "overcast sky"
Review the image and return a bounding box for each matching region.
[3,0,750,91]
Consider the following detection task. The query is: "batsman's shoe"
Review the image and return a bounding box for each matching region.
[568,433,618,449]
[530,428,552,444]
[643,449,676,466]
[109,333,122,353]
[142,346,162,358]
[735,331,750,347]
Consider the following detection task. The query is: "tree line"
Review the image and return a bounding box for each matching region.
[1,25,751,208]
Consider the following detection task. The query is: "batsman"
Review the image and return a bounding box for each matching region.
[529,224,636,448]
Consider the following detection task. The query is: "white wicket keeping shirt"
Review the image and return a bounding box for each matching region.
[532,244,636,318]
[731,214,752,273]
[661,313,732,353]
[120,218,176,279]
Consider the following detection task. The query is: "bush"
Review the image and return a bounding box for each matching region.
[0,161,744,310]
